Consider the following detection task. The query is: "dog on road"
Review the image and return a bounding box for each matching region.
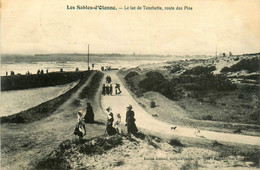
[171,126,177,130]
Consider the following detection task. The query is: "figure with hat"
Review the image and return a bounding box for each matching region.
[109,84,113,95]
[106,106,117,135]
[125,104,138,135]
[115,83,121,95]
[102,84,106,95]
[85,102,95,123]
[74,110,86,141]
[106,85,110,95]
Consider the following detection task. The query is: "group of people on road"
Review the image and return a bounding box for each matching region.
[105,104,138,136]
[74,74,137,141]
[101,66,112,71]
[102,75,122,95]
[74,102,138,141]
[102,83,122,95]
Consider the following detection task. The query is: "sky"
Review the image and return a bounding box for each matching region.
[1,0,260,55]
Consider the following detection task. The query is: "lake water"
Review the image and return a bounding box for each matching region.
[0,81,78,116]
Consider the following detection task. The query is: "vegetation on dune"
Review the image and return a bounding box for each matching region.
[174,73,237,91]
[170,64,183,73]
[124,71,139,81]
[182,66,216,75]
[35,135,123,169]
[125,68,237,102]
[169,138,184,147]
[138,71,182,100]
[221,57,260,73]
[122,65,260,125]
[79,71,104,99]
[35,133,161,169]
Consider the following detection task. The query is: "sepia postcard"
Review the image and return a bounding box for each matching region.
[1,0,260,169]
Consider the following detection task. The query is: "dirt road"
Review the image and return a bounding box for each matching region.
[101,71,260,146]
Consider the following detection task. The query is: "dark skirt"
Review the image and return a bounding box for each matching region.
[106,124,117,136]
[74,123,83,137]
[127,119,138,134]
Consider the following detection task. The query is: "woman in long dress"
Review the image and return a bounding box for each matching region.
[74,110,86,141]
[85,102,94,123]
[125,105,138,134]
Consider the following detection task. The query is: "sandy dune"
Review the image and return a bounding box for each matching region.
[101,71,260,146]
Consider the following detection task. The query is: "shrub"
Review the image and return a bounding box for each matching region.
[150,100,156,108]
[139,72,167,92]
[145,71,165,80]
[169,139,184,147]
[202,115,213,120]
[209,97,217,105]
[71,99,81,107]
[220,57,260,73]
[233,128,242,134]
[173,73,237,92]
[212,140,223,147]
[125,71,139,80]
[182,66,216,75]
[238,93,244,99]
[170,65,182,73]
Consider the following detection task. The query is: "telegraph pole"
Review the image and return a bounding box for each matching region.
[88,44,90,70]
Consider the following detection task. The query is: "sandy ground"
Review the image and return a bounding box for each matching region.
[57,134,256,170]
[101,71,260,146]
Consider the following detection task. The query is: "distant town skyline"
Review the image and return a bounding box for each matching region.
[1,0,260,56]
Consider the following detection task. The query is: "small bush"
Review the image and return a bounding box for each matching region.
[233,128,242,134]
[139,72,168,92]
[145,71,165,80]
[125,71,139,80]
[170,65,182,73]
[202,115,213,120]
[150,100,156,108]
[71,99,81,107]
[182,66,216,75]
[209,98,216,105]
[169,138,184,147]
[238,93,244,99]
[212,140,223,147]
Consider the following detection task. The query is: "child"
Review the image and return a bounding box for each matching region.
[114,113,121,134]
[74,110,86,141]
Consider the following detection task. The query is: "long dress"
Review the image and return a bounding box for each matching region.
[102,85,106,95]
[85,105,94,123]
[126,110,138,134]
[74,115,86,137]
[106,112,117,135]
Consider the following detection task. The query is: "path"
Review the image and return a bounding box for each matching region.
[101,71,260,146]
